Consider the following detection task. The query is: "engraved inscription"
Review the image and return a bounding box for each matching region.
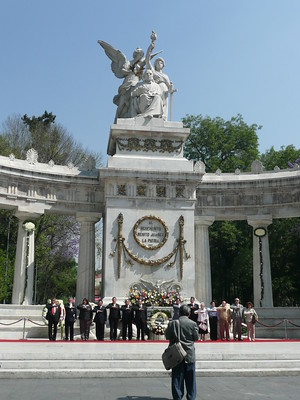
[133,215,168,250]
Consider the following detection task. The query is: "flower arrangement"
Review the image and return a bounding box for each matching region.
[149,311,169,336]
[152,324,166,335]
[129,288,183,307]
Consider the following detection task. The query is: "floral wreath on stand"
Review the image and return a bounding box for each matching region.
[149,311,169,336]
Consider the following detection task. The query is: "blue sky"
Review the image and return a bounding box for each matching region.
[1,1,300,164]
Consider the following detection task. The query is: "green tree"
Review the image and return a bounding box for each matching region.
[209,221,253,304]
[33,214,79,303]
[183,114,260,172]
[182,114,260,304]
[0,211,18,303]
[260,145,300,170]
[0,135,11,156]
[268,218,300,306]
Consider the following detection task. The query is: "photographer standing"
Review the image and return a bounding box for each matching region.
[165,305,199,400]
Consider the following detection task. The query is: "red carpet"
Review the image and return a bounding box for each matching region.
[0,339,299,343]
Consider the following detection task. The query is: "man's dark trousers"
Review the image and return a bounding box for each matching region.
[171,361,196,400]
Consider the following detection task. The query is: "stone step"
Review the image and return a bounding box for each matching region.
[1,358,300,370]
[1,340,300,378]
[0,351,300,363]
[1,367,300,379]
[1,350,300,360]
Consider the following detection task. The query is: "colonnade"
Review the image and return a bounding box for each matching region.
[11,211,101,305]
[11,209,274,307]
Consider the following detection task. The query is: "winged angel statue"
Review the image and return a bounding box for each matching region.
[98,32,172,121]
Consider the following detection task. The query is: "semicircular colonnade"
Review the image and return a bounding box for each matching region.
[0,148,299,307]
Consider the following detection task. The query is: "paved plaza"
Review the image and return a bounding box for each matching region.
[1,376,300,400]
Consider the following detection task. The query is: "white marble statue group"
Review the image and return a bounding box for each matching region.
[98,31,174,121]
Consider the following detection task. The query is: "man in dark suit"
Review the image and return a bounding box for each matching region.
[93,299,107,340]
[121,299,134,340]
[134,298,147,341]
[106,296,121,340]
[64,297,76,341]
[46,297,61,341]
[165,304,199,400]
[187,296,199,323]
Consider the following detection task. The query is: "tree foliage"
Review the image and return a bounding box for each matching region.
[260,144,300,170]
[268,218,300,306]
[1,111,101,167]
[183,114,260,173]
[209,221,253,303]
[0,211,18,303]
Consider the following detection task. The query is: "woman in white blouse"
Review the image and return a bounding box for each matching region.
[195,302,209,341]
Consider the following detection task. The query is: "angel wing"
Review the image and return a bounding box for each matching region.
[97,40,128,79]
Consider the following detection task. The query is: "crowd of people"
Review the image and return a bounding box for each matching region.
[45,296,148,341]
[176,296,258,342]
[45,295,258,342]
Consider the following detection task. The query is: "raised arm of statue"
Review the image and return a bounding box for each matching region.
[145,42,155,72]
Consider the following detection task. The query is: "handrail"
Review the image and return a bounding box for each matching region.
[256,318,300,340]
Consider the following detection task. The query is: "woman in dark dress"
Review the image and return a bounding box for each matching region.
[77,298,93,341]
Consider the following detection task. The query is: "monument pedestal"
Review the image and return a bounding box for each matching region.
[100,118,203,303]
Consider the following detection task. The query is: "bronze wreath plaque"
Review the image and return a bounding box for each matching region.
[133,215,168,250]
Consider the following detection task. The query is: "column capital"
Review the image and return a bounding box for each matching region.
[194,216,215,227]
[76,212,102,224]
[14,211,41,221]
[247,215,272,229]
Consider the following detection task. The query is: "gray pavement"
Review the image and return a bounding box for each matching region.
[0,376,300,400]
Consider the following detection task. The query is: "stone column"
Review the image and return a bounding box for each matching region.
[247,215,273,308]
[12,214,37,305]
[24,223,35,305]
[76,213,101,303]
[194,216,215,305]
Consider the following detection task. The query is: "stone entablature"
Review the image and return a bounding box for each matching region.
[1,153,299,223]
[197,169,300,220]
[0,155,103,215]
[99,168,199,201]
